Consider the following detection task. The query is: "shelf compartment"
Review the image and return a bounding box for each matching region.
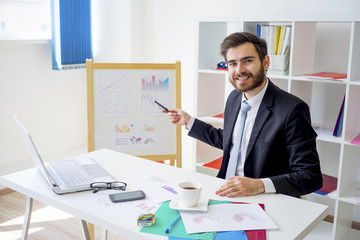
[196,72,226,117]
[292,22,351,77]
[195,139,222,164]
[348,22,360,82]
[344,85,360,141]
[198,22,228,70]
[338,182,360,205]
[198,21,244,71]
[334,201,360,239]
[290,80,346,137]
[338,144,360,200]
[317,141,341,180]
[268,77,289,92]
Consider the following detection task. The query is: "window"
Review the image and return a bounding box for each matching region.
[0,0,51,40]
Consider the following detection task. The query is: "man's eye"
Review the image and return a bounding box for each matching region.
[228,62,236,67]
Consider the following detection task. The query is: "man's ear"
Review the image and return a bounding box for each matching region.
[263,55,270,71]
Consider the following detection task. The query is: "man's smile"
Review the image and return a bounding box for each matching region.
[235,75,251,83]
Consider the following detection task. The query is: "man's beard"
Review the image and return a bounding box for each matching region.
[230,65,266,93]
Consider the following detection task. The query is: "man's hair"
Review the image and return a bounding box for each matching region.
[220,32,268,62]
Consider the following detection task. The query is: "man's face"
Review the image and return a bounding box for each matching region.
[226,42,269,96]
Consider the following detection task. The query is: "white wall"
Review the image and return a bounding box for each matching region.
[0,41,87,175]
[1,0,360,178]
[92,0,145,62]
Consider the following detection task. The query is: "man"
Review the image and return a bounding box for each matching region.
[167,32,322,197]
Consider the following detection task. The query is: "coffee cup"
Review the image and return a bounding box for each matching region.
[177,181,202,207]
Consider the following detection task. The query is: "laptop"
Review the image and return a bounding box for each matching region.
[13,115,116,195]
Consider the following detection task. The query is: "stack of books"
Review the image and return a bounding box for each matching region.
[257,24,292,56]
[257,24,291,75]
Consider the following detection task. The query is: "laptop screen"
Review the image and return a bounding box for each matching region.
[13,115,54,186]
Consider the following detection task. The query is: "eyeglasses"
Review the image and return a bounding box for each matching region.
[90,181,127,193]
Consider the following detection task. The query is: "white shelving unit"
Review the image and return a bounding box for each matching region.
[194,20,360,240]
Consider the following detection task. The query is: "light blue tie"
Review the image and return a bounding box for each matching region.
[225,101,251,179]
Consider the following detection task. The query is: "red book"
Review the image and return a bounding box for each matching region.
[319,174,337,193]
[213,113,224,118]
[232,202,266,240]
[303,72,347,80]
[203,157,222,170]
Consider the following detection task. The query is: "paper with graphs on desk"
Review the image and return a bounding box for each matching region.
[180,203,278,234]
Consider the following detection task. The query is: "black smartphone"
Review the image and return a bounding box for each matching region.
[154,100,169,112]
[109,190,146,203]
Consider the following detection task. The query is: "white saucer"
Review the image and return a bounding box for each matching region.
[169,197,209,211]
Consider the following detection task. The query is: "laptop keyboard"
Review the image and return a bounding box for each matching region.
[50,159,94,187]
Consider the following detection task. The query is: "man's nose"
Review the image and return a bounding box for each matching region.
[235,63,245,74]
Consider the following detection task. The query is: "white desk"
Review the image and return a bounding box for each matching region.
[0,149,328,240]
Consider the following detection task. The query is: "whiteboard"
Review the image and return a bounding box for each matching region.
[86,60,182,167]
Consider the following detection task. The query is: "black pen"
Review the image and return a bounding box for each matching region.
[154,100,170,112]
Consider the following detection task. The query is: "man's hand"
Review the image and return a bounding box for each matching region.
[215,176,265,197]
[164,109,191,126]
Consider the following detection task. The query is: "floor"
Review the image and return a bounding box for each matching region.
[0,189,127,240]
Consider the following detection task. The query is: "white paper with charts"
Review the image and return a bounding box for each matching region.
[180,203,278,234]
[125,173,178,203]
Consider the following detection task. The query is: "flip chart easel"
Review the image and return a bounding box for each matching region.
[86,60,182,168]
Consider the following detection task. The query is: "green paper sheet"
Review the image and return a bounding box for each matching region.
[140,200,228,239]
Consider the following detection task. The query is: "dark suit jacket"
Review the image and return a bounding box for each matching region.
[189,80,322,197]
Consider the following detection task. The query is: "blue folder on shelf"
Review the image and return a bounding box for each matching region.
[333,95,345,137]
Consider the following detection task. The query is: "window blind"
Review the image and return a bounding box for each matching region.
[51,0,93,70]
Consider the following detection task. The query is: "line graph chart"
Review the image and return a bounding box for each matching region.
[98,71,129,94]
[96,70,130,116]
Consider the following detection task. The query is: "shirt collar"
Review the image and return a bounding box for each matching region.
[242,78,268,108]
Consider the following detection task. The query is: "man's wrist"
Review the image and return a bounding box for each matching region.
[185,114,191,126]
[257,179,265,194]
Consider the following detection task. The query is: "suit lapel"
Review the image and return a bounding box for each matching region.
[245,80,276,160]
[224,92,243,153]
